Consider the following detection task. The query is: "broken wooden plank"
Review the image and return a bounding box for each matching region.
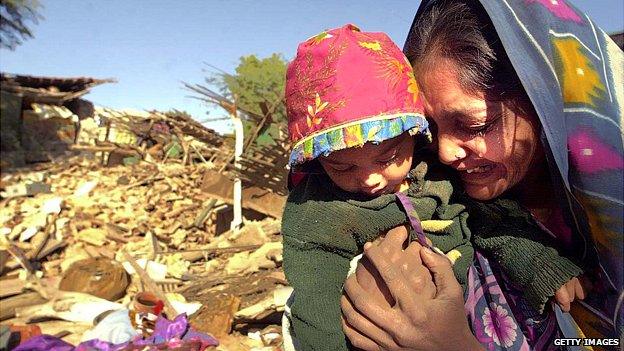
[122,175,165,190]
[6,242,35,274]
[200,170,286,219]
[0,292,47,321]
[0,250,9,276]
[35,239,67,261]
[193,198,218,229]
[0,278,26,298]
[190,293,240,338]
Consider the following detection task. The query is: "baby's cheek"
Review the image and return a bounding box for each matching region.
[355,256,394,306]
[327,173,356,193]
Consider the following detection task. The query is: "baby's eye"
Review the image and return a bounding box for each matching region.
[377,154,398,166]
[330,164,355,172]
[377,147,400,165]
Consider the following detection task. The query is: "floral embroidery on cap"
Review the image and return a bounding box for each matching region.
[358,41,382,51]
[306,93,329,127]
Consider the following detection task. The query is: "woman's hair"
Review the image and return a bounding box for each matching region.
[405,0,532,113]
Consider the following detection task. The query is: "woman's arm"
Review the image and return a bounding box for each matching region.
[341,228,484,351]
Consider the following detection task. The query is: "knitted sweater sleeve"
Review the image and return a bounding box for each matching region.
[283,234,353,351]
[468,199,582,313]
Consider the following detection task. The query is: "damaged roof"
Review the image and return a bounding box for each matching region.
[0,72,116,105]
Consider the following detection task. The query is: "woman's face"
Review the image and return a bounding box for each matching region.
[318,133,415,196]
[418,59,542,200]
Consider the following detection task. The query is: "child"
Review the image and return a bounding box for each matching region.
[282,24,584,351]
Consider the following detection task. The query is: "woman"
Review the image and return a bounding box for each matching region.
[341,0,623,349]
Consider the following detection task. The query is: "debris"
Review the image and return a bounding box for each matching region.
[0,181,51,199]
[200,170,286,219]
[80,309,139,344]
[204,259,220,273]
[0,77,291,346]
[59,258,129,301]
[159,253,190,279]
[4,242,36,274]
[121,259,167,281]
[193,198,218,228]
[60,243,91,272]
[15,291,125,323]
[35,239,67,261]
[13,313,218,351]
[18,226,39,242]
[166,292,202,316]
[11,212,46,242]
[179,244,262,263]
[225,241,283,275]
[0,324,41,350]
[117,233,160,262]
[259,325,283,347]
[205,218,280,251]
[0,278,26,298]
[0,292,47,321]
[190,294,241,338]
[235,286,293,322]
[121,251,178,318]
[75,227,107,246]
[72,180,98,198]
[41,197,63,214]
[265,270,287,285]
[171,228,188,247]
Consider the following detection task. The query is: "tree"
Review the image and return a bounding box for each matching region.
[218,54,287,123]
[221,54,287,146]
[187,54,288,146]
[0,0,42,50]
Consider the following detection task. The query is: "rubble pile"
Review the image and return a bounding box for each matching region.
[1,72,292,350]
[0,155,290,350]
[74,107,226,169]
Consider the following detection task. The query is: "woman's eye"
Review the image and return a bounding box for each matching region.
[467,125,489,138]
[463,114,502,138]
[465,119,499,138]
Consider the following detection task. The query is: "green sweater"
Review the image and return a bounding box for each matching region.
[282,159,582,351]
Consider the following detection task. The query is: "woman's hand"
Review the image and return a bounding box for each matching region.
[341,227,483,351]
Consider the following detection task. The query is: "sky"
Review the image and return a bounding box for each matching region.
[1,0,622,134]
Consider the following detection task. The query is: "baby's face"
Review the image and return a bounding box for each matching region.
[319,133,414,196]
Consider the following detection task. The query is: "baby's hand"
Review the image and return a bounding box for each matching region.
[555,276,591,312]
